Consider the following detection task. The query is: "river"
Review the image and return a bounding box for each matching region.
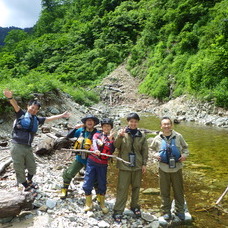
[108,115,228,228]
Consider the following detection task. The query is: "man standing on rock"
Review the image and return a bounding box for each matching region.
[112,113,148,223]
[3,89,70,195]
[150,117,189,221]
[60,114,99,199]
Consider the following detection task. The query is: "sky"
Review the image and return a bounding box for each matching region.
[0,0,42,28]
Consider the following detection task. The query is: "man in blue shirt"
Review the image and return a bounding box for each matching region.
[60,114,99,199]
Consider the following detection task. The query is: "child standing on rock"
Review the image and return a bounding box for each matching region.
[3,89,70,195]
[82,118,115,213]
[112,113,148,223]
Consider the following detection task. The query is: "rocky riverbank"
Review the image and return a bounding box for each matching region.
[0,148,160,228]
[97,64,228,128]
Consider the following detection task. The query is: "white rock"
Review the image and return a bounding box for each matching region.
[46,199,57,209]
[98,220,110,228]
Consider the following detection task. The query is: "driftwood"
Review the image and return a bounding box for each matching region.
[0,191,34,218]
[35,133,72,155]
[97,85,123,93]
[0,158,12,174]
[61,149,131,164]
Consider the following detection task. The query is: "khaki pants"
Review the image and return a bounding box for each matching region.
[11,143,36,184]
[114,169,142,214]
[159,168,185,214]
[63,159,84,183]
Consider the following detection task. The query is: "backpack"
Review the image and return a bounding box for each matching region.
[14,112,38,133]
[159,136,181,163]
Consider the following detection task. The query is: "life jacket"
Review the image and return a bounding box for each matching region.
[14,112,38,133]
[74,128,97,150]
[159,136,181,163]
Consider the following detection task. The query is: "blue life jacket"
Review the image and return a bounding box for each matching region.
[15,112,38,133]
[159,136,181,163]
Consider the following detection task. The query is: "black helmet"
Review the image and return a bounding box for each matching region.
[81,114,100,125]
[101,118,114,128]
[126,113,140,121]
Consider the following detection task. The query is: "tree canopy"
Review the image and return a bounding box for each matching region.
[0,0,227,109]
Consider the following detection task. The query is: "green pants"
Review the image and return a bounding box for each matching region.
[10,143,36,184]
[159,168,185,214]
[114,169,142,214]
[63,159,84,183]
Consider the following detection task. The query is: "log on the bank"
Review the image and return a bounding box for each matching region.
[0,158,12,174]
[35,133,72,155]
[0,191,34,218]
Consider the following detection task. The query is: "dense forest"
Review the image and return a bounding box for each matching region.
[0,0,227,111]
[0,27,32,46]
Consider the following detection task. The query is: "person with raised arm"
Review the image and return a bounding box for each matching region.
[3,89,70,195]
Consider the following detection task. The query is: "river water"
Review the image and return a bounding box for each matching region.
[108,115,228,228]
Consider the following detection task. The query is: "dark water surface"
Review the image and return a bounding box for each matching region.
[108,115,228,228]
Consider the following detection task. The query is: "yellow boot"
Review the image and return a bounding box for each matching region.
[84,195,93,212]
[96,194,101,203]
[60,188,68,199]
[99,195,109,214]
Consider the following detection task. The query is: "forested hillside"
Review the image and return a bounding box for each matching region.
[0,0,227,111]
[0,27,32,46]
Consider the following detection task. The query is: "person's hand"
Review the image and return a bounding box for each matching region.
[95,150,101,156]
[142,165,146,174]
[61,111,70,118]
[118,128,126,137]
[179,155,186,162]
[3,89,13,98]
[75,124,84,129]
[108,130,115,141]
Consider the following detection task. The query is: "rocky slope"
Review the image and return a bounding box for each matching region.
[98,64,228,128]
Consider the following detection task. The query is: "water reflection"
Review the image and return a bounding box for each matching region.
[138,115,228,187]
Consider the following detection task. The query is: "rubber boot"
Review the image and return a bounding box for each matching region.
[84,195,93,212]
[96,194,101,203]
[60,182,69,199]
[60,188,68,199]
[99,195,109,214]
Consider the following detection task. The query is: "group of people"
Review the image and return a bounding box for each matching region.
[3,89,189,223]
